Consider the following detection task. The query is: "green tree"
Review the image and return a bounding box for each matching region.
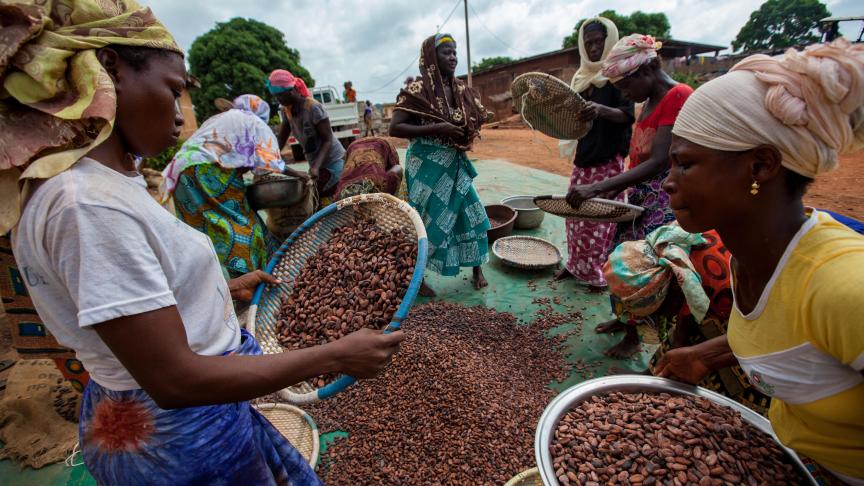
[732,0,830,52]
[563,10,671,48]
[473,56,515,72]
[189,18,314,121]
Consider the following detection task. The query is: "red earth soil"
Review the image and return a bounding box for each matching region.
[464,128,863,221]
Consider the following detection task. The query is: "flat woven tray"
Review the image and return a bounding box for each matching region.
[533,195,643,223]
[254,403,320,469]
[504,467,542,486]
[248,193,429,404]
[511,72,591,140]
[492,236,562,270]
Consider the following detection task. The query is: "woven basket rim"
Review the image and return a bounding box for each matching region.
[492,236,562,270]
[534,195,643,213]
[504,467,541,486]
[247,193,429,404]
[253,402,320,469]
[512,72,577,93]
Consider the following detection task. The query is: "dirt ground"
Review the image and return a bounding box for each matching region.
[462,128,863,221]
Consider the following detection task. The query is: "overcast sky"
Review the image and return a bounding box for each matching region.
[147,0,860,104]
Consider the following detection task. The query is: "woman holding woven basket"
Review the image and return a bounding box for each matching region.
[389,33,492,295]
[568,34,693,354]
[1,2,402,484]
[653,39,864,484]
[555,17,635,288]
[272,69,346,205]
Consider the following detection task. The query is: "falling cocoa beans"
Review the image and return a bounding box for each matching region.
[550,391,806,486]
[274,217,416,386]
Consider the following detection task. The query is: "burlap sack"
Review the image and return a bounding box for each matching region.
[0,359,78,469]
[265,179,318,242]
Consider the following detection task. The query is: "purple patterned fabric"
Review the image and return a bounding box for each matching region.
[609,169,675,252]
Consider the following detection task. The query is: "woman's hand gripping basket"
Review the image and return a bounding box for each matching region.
[248,193,428,404]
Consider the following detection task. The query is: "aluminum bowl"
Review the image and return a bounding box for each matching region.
[535,375,815,486]
[247,174,306,210]
[502,195,545,229]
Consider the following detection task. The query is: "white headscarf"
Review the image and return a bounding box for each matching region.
[672,38,864,178]
[559,17,619,159]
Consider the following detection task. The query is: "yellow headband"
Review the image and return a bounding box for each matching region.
[436,36,456,47]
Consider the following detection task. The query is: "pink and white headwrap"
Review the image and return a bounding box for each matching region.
[601,34,663,83]
[673,38,864,178]
[267,69,311,98]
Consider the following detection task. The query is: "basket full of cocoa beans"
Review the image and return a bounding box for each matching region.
[248,193,428,404]
[535,375,816,486]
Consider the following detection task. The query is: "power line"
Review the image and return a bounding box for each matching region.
[467,2,531,57]
[357,0,463,95]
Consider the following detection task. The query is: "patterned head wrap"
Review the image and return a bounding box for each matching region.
[601,34,663,83]
[160,110,284,197]
[394,35,489,150]
[0,0,182,233]
[266,69,311,98]
[673,38,864,179]
[232,95,271,122]
[604,224,710,322]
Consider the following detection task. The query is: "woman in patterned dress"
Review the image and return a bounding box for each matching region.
[2,2,402,483]
[555,17,635,288]
[161,95,285,279]
[569,35,694,343]
[389,33,491,296]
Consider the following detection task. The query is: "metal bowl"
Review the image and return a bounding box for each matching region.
[535,375,815,486]
[501,195,545,229]
[247,174,306,210]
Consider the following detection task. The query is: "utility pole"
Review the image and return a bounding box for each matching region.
[464,0,472,87]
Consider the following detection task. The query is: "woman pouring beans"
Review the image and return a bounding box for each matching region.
[1,2,402,483]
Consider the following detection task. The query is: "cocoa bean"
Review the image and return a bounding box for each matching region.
[275,218,416,386]
[549,391,806,486]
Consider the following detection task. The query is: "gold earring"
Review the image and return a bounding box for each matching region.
[750,181,760,195]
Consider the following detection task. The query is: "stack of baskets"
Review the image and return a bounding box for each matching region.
[247,193,428,404]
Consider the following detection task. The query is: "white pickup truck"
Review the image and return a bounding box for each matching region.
[286,85,360,161]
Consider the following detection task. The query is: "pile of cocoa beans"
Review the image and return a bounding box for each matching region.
[274,217,416,386]
[307,302,573,485]
[489,217,508,228]
[551,392,805,486]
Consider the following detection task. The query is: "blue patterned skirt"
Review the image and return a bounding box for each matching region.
[78,329,321,486]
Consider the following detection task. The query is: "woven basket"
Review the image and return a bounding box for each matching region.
[511,72,591,140]
[254,403,320,469]
[504,467,542,486]
[492,236,561,270]
[533,196,644,223]
[248,193,428,404]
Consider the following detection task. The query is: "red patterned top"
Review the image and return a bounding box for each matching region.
[628,83,693,167]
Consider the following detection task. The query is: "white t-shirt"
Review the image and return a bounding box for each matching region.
[12,158,240,391]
